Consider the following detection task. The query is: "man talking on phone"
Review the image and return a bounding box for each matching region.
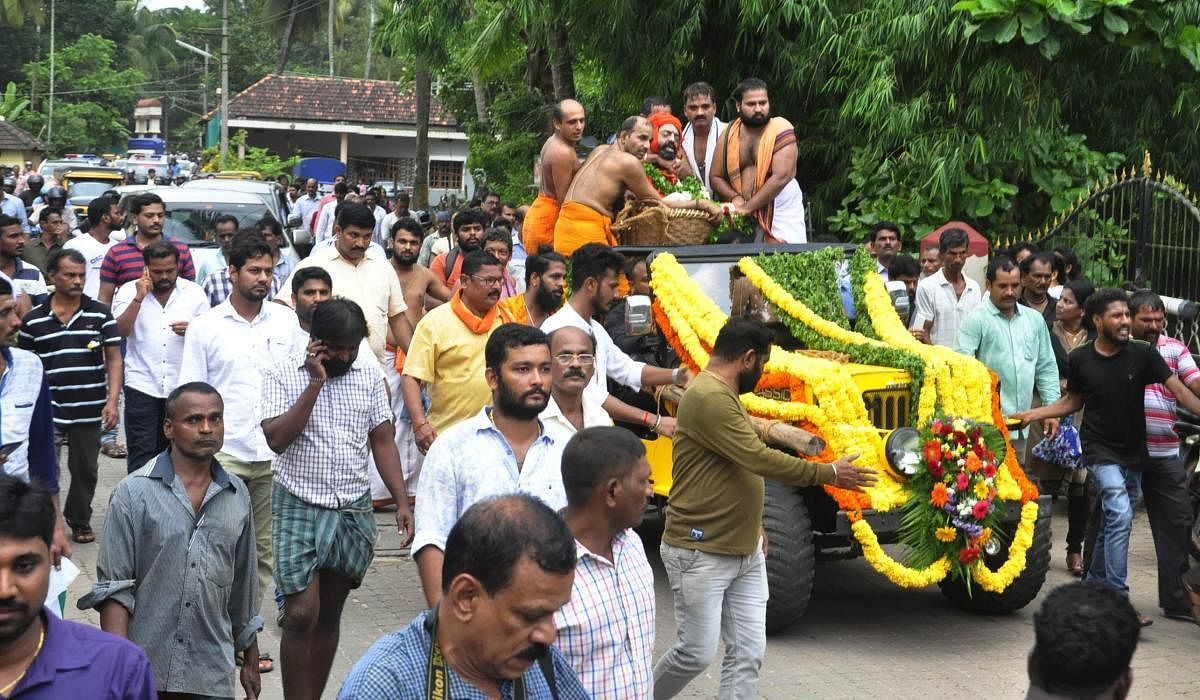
[0,276,72,564]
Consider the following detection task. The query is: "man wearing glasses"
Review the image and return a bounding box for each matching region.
[541,326,612,437]
[402,251,509,456]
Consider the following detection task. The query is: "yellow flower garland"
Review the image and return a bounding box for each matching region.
[649,253,1035,592]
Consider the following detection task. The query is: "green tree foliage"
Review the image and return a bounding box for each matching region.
[198,129,298,178]
[20,34,145,153]
[0,82,30,121]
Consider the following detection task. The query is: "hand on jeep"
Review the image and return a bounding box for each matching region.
[830,453,877,492]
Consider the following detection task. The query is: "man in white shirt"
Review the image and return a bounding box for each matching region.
[313,182,349,245]
[412,324,569,608]
[541,326,611,438]
[910,227,981,347]
[680,82,724,193]
[868,222,902,282]
[281,203,412,364]
[363,190,388,248]
[556,427,655,699]
[292,178,322,236]
[196,214,240,283]
[112,240,209,473]
[177,232,299,645]
[541,243,688,435]
[64,197,121,299]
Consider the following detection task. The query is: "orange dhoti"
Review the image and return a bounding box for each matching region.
[553,202,616,256]
[523,193,561,254]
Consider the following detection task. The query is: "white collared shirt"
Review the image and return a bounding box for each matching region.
[540,393,612,441]
[412,407,567,555]
[177,299,298,461]
[113,278,210,398]
[541,303,646,404]
[910,268,982,348]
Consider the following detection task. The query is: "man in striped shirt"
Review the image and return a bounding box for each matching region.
[1130,290,1200,622]
[97,192,196,307]
[556,427,655,699]
[18,248,123,544]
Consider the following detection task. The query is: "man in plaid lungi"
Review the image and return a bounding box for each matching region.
[260,298,414,700]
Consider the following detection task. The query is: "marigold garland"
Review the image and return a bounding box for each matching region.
[648,252,1036,593]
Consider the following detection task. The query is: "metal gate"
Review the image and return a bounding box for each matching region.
[997,153,1200,353]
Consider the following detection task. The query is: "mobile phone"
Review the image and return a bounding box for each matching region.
[0,442,22,458]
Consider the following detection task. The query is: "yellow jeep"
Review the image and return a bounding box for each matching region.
[621,242,1051,633]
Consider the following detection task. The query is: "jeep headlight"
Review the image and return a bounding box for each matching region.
[885,427,922,478]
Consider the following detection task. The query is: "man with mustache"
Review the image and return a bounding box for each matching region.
[80,382,262,700]
[681,82,724,192]
[412,324,571,608]
[540,327,611,437]
[402,251,509,456]
[341,494,587,698]
[261,298,413,700]
[430,208,491,288]
[654,317,876,698]
[553,116,721,256]
[0,474,156,698]
[497,247,567,328]
[543,243,689,437]
[178,232,299,673]
[112,241,209,473]
[18,249,122,546]
[646,112,692,191]
[1016,288,1200,626]
[710,77,807,243]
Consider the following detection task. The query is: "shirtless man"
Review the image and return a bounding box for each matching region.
[711,78,807,243]
[389,217,452,329]
[523,99,586,254]
[552,116,721,256]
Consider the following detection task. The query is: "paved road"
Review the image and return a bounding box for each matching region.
[64,454,1199,698]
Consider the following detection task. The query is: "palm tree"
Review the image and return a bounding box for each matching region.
[117,1,179,79]
[0,0,43,28]
[265,0,324,74]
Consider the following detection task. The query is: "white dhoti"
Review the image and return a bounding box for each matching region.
[768,179,807,244]
[374,350,424,499]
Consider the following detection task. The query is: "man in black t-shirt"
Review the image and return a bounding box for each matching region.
[1016,288,1200,626]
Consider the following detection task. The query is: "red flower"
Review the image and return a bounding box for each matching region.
[958,546,981,564]
[956,472,969,491]
[923,441,943,466]
[972,500,991,520]
[955,432,969,446]
[928,463,945,480]
[983,464,997,479]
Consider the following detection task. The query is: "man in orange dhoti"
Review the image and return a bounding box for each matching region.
[523,100,586,254]
[711,78,807,243]
[554,116,721,256]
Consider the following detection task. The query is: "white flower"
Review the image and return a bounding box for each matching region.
[86,340,100,350]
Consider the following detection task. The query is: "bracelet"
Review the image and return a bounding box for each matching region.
[652,414,662,432]
[830,462,839,482]
[414,421,429,430]
[308,376,326,384]
[641,411,651,427]
[672,367,683,385]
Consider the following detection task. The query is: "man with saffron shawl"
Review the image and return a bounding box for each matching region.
[710,77,808,243]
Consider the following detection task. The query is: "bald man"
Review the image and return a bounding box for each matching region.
[523,100,586,255]
[552,116,721,256]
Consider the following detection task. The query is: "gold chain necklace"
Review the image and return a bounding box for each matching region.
[0,625,45,696]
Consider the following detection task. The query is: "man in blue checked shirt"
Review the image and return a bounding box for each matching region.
[339,494,588,700]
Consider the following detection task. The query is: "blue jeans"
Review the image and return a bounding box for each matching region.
[654,541,767,700]
[1085,462,1143,594]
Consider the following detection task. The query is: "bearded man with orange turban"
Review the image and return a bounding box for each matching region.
[645,111,695,193]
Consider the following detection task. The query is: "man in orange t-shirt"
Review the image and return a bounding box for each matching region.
[429,208,490,289]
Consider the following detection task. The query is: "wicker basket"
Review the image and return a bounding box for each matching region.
[612,200,713,246]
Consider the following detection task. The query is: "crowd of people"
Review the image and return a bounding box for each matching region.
[866,222,1200,630]
[1,76,1198,700]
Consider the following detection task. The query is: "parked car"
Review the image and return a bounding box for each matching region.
[61,167,126,219]
[115,187,301,276]
[179,178,300,254]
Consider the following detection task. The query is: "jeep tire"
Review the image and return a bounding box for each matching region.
[938,499,1052,614]
[763,481,816,634]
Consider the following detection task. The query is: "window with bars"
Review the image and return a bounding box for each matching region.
[429,160,464,190]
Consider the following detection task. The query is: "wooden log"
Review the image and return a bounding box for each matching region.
[650,384,827,457]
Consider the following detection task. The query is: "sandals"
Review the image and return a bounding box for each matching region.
[235,651,275,674]
[71,527,95,544]
[1066,552,1084,577]
[100,442,128,458]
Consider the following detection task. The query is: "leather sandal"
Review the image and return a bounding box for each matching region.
[1066,552,1084,577]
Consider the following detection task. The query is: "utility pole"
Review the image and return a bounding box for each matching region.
[220,0,230,165]
[48,0,55,147]
[174,39,212,122]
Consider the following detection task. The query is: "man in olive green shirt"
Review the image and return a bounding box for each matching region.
[653,317,875,699]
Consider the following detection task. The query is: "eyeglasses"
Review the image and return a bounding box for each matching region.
[469,275,504,287]
[553,352,595,365]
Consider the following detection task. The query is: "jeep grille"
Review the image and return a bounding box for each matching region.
[862,388,910,430]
